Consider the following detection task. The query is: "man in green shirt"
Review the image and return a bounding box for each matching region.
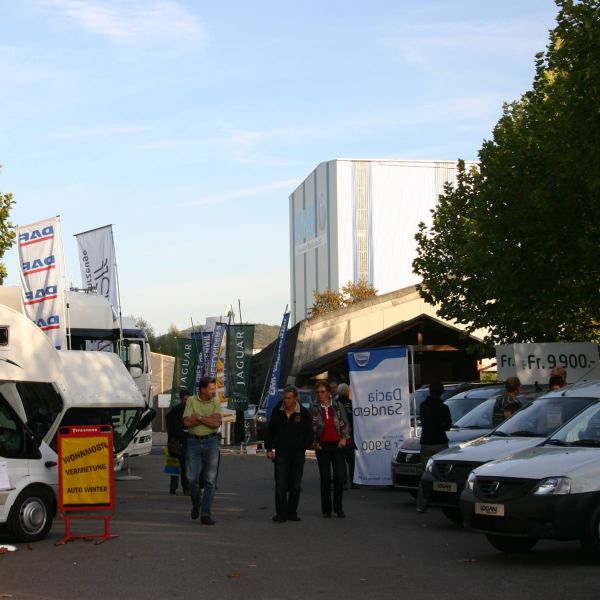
[183,376,222,524]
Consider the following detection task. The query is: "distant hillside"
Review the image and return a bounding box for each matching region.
[178,323,280,351]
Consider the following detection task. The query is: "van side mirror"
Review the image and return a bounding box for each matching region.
[129,366,143,378]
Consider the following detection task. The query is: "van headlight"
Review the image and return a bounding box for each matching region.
[532,477,571,495]
[466,472,476,491]
[425,458,434,473]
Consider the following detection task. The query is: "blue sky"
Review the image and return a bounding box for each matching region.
[0,0,559,334]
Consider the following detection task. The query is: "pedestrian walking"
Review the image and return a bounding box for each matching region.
[183,376,221,525]
[312,381,351,518]
[265,385,313,523]
[336,383,359,489]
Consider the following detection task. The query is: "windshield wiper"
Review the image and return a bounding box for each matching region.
[546,438,569,446]
[491,431,509,437]
[508,430,541,437]
[571,439,600,447]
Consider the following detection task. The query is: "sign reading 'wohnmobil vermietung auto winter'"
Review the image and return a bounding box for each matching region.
[348,347,410,486]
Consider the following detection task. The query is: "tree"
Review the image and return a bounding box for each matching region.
[134,316,157,348]
[413,0,600,347]
[309,280,378,317]
[0,165,16,283]
[153,324,181,356]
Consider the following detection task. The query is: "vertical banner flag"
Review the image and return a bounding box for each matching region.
[170,338,199,406]
[227,324,255,410]
[17,216,67,350]
[190,331,205,395]
[74,225,118,310]
[215,327,228,405]
[201,332,212,376]
[265,312,290,418]
[348,347,410,486]
[207,322,226,379]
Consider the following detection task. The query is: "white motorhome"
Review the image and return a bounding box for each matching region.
[0,303,151,542]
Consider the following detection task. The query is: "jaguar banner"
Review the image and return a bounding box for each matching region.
[170,338,199,406]
[227,324,255,410]
[348,346,410,486]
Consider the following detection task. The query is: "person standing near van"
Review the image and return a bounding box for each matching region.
[265,386,313,522]
[183,377,221,525]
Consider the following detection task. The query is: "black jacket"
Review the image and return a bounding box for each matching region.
[265,400,313,453]
[419,396,452,445]
[165,403,187,443]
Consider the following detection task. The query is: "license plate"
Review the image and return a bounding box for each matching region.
[433,480,457,493]
[475,502,505,517]
[395,464,417,475]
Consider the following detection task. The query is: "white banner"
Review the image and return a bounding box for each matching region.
[496,342,599,385]
[17,216,67,350]
[74,225,118,310]
[348,347,410,486]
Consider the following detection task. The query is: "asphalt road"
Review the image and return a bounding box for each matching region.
[1,447,598,600]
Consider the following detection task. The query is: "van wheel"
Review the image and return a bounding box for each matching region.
[580,502,600,562]
[442,507,463,524]
[7,487,54,542]
[486,534,537,554]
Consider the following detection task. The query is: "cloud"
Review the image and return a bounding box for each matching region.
[170,178,301,209]
[33,0,208,44]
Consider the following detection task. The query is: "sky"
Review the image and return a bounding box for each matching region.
[0,0,560,334]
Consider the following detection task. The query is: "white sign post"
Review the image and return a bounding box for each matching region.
[348,347,410,486]
[496,342,599,385]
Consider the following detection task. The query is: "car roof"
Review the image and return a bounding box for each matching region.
[534,379,600,400]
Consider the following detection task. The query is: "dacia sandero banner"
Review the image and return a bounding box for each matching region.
[17,216,67,350]
[348,347,410,486]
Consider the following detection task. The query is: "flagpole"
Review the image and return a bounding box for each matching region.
[56,215,72,350]
[110,225,124,345]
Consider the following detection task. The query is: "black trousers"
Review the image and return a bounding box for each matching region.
[316,442,345,514]
[170,452,189,492]
[274,450,306,518]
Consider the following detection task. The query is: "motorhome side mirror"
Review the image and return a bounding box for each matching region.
[128,344,142,367]
[129,366,143,378]
[137,408,156,431]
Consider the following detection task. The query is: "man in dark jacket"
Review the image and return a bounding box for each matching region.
[265,385,313,522]
[165,388,190,495]
[416,381,452,512]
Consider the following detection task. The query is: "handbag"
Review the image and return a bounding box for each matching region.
[168,439,184,459]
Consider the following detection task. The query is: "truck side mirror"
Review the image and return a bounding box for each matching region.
[129,366,143,378]
[137,408,156,431]
[128,343,142,367]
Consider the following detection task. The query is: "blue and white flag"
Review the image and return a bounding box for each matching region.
[207,322,226,379]
[265,312,290,418]
[348,347,410,486]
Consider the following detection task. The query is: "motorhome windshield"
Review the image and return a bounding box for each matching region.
[53,407,143,453]
[16,382,63,439]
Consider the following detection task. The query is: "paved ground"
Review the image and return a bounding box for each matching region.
[1,446,598,599]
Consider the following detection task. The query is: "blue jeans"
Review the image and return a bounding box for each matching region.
[186,435,219,518]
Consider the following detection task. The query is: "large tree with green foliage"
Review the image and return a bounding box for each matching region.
[0,165,16,283]
[413,0,600,348]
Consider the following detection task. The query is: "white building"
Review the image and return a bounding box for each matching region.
[289,158,478,324]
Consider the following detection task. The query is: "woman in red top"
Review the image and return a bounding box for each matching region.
[312,381,350,518]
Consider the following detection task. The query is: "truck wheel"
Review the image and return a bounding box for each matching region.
[7,487,54,542]
[442,507,463,524]
[580,502,600,562]
[486,534,537,554]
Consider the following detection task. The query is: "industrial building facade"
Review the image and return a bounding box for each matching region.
[289,158,478,324]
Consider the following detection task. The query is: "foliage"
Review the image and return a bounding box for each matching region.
[413,0,600,347]
[0,165,16,284]
[309,279,378,317]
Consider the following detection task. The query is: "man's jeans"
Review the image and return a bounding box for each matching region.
[186,435,219,517]
[273,450,305,519]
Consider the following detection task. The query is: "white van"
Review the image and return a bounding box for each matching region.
[0,304,151,542]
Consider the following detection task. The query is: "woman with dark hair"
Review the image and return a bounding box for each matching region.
[312,381,350,518]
